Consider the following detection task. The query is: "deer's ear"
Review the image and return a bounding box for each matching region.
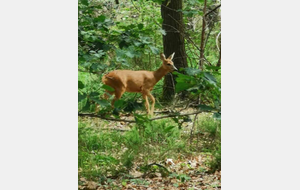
[168,52,175,60]
[160,53,166,60]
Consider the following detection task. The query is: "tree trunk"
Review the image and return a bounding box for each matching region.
[199,0,207,70]
[161,0,187,101]
[216,37,221,69]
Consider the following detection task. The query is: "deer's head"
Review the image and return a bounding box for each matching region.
[160,52,178,72]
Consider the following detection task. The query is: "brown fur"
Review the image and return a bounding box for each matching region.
[102,53,177,115]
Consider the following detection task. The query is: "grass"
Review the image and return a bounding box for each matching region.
[78,113,221,181]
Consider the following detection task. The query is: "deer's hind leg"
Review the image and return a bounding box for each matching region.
[147,93,155,116]
[142,92,150,114]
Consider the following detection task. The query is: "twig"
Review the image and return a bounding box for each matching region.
[190,113,199,145]
[161,4,179,12]
[205,4,221,17]
[152,17,200,53]
[166,14,201,52]
[130,0,140,12]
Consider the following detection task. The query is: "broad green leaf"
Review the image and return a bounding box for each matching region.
[80,0,88,6]
[125,50,135,58]
[158,28,166,35]
[89,92,100,98]
[164,126,175,133]
[78,81,84,89]
[198,104,215,111]
[149,46,160,54]
[184,67,201,76]
[102,84,115,92]
[78,93,86,102]
[80,61,91,68]
[81,101,91,111]
[98,15,106,22]
[213,112,221,120]
[114,99,125,108]
[133,41,142,47]
[203,72,217,83]
[205,65,221,71]
[175,82,194,92]
[138,23,144,30]
[92,99,110,107]
[157,18,163,24]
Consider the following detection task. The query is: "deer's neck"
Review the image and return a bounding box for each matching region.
[153,66,169,83]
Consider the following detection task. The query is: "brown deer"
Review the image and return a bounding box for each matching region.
[102,52,177,115]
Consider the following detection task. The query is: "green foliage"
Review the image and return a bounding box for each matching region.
[78,0,221,184]
[78,116,188,179]
[174,67,221,114]
[195,115,221,172]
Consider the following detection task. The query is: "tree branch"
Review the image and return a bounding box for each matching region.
[205,4,221,17]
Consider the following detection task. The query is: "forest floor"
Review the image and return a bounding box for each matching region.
[79,108,221,190]
[79,155,221,190]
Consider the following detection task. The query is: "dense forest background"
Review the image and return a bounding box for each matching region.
[78,0,221,189]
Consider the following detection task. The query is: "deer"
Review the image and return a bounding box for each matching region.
[101,52,177,116]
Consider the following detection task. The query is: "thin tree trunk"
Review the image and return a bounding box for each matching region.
[199,0,207,70]
[216,41,221,69]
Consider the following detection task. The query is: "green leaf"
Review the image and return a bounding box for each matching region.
[164,126,175,133]
[174,72,196,92]
[184,67,201,76]
[134,114,150,125]
[80,0,88,6]
[205,65,221,71]
[78,81,84,89]
[203,72,217,83]
[125,50,135,58]
[89,92,100,98]
[114,99,125,108]
[102,84,115,92]
[149,46,160,54]
[213,112,221,120]
[92,99,110,107]
[198,104,215,111]
[157,18,163,24]
[138,23,144,30]
[175,82,194,92]
[78,93,86,102]
[81,101,91,111]
[133,41,142,47]
[158,28,166,35]
[98,15,106,22]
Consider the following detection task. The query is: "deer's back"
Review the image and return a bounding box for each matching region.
[102,70,156,92]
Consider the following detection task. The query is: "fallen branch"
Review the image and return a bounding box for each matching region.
[78,110,210,123]
[78,113,136,123]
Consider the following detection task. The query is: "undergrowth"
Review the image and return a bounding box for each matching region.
[78,114,221,181]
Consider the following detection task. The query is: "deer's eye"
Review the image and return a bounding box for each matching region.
[167,63,171,66]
